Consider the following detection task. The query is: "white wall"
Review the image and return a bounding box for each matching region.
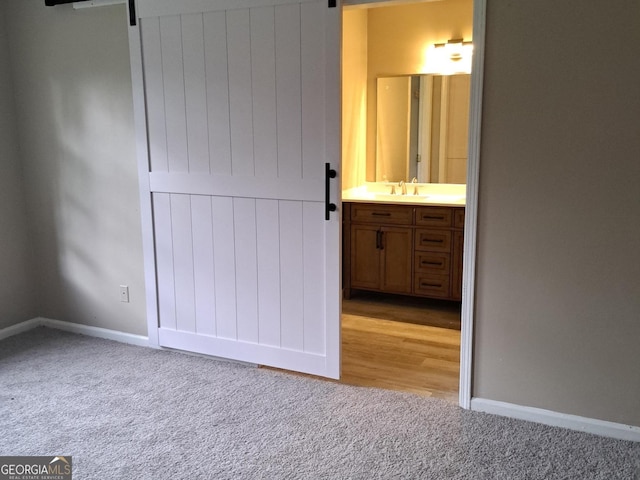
[5,1,146,336]
[0,3,35,329]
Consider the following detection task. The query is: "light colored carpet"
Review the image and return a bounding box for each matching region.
[1,327,638,479]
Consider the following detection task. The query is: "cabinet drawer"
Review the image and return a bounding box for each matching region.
[415,252,450,274]
[414,273,451,298]
[415,207,452,227]
[350,204,414,225]
[454,208,465,229]
[415,229,452,253]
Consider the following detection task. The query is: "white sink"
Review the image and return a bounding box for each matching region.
[341,184,467,206]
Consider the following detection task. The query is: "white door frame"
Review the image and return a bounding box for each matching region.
[459,0,486,409]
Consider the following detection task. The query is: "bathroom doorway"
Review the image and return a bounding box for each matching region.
[339,0,474,401]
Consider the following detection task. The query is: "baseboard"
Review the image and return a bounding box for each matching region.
[471,398,640,443]
[0,318,42,341]
[0,318,257,367]
[0,317,149,348]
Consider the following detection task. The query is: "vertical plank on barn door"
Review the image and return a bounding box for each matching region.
[182,14,209,174]
[190,195,216,336]
[159,16,189,173]
[132,0,340,379]
[170,195,196,334]
[234,198,259,344]
[140,19,168,173]
[256,199,281,347]
[153,193,176,330]
[275,5,302,179]
[279,200,304,351]
[203,11,232,175]
[251,7,278,178]
[227,9,254,177]
[211,196,237,340]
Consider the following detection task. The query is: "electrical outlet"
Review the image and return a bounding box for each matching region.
[119,285,130,303]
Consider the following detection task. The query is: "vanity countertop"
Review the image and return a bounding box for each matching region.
[342,183,466,207]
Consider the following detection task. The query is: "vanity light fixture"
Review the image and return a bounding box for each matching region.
[435,39,473,61]
[422,38,473,75]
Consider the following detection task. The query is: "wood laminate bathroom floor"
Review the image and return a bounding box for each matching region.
[341,313,460,401]
[342,291,461,330]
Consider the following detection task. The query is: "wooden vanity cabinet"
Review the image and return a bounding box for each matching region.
[343,202,464,301]
[347,205,413,295]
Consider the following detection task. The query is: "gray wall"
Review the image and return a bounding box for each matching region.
[0,3,35,329]
[5,1,146,335]
[474,0,640,427]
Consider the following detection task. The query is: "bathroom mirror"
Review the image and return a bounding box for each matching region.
[375,74,470,184]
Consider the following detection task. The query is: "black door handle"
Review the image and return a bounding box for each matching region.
[325,163,337,221]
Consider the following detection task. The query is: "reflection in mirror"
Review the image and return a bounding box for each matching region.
[375,74,470,184]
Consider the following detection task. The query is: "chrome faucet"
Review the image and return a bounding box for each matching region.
[411,177,419,195]
[399,180,407,195]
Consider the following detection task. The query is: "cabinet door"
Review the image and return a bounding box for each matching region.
[350,225,382,290]
[380,227,413,294]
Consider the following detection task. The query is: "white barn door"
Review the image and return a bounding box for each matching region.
[128,0,341,378]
